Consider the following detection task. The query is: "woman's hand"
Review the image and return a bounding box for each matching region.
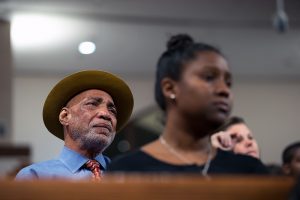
[211,131,236,151]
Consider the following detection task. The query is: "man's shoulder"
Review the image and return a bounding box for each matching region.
[15,159,62,180]
[20,159,61,170]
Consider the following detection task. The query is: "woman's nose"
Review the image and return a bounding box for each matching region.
[245,140,253,147]
[215,80,231,98]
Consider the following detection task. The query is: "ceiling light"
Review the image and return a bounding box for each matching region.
[11,13,68,49]
[78,41,96,54]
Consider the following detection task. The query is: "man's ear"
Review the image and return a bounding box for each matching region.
[161,77,177,100]
[59,107,71,126]
[282,164,291,175]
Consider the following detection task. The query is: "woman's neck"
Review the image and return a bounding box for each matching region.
[162,111,212,152]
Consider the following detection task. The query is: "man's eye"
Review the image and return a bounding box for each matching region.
[86,101,97,106]
[109,107,117,116]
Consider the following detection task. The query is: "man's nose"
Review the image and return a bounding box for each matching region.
[96,108,112,121]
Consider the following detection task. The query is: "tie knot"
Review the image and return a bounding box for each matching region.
[85,160,100,170]
[85,160,102,181]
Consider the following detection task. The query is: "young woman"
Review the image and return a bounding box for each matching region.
[108,34,268,175]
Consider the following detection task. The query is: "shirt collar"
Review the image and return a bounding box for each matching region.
[59,146,107,173]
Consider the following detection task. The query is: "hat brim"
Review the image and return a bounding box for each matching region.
[43,70,134,140]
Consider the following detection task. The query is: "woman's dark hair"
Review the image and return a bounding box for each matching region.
[213,116,245,133]
[154,34,224,111]
[282,141,300,164]
[220,116,245,130]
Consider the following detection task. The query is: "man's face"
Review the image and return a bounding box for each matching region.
[62,89,117,153]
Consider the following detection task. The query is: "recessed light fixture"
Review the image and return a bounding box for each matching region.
[11,13,68,48]
[78,41,96,54]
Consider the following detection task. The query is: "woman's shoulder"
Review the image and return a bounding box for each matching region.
[216,149,259,163]
[107,149,159,172]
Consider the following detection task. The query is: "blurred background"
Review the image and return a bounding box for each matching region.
[0,0,300,177]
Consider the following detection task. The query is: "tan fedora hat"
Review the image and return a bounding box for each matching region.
[43,70,134,140]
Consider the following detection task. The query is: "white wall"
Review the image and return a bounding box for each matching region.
[12,76,63,162]
[12,75,300,164]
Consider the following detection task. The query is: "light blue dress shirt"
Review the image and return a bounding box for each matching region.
[15,146,110,180]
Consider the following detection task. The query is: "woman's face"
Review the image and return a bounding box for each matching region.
[226,123,260,159]
[174,51,233,127]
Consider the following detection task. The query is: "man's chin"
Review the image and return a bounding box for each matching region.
[81,136,112,153]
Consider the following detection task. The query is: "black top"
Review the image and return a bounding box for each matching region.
[107,149,268,174]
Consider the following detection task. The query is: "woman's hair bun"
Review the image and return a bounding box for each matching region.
[167,34,194,51]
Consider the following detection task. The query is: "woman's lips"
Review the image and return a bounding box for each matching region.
[214,101,230,113]
[246,150,259,158]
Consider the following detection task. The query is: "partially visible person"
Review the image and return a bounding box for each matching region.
[211,116,260,159]
[289,176,300,200]
[108,34,268,175]
[265,163,283,176]
[282,141,300,178]
[16,70,133,180]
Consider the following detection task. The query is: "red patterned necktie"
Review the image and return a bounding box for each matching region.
[85,160,102,181]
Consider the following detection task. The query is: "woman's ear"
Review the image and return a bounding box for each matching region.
[161,77,177,100]
[59,107,71,126]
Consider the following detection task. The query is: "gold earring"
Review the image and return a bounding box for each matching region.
[170,94,176,100]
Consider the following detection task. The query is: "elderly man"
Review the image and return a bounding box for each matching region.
[16,70,133,180]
